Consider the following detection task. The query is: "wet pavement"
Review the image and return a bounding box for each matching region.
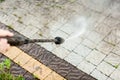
[0,0,120,80]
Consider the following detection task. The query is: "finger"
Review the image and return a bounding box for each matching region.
[5,44,10,51]
[0,29,14,37]
[0,44,10,53]
[0,39,10,53]
[0,38,7,43]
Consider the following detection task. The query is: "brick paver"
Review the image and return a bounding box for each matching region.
[0,0,120,80]
[3,47,22,59]
[3,47,65,80]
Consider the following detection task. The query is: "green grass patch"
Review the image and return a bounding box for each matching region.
[7,25,13,29]
[0,0,5,3]
[0,59,25,80]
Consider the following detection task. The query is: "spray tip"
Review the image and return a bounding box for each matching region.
[54,37,64,44]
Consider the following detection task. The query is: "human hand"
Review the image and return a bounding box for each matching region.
[0,29,14,53]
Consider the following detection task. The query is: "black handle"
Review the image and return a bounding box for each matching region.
[0,36,27,46]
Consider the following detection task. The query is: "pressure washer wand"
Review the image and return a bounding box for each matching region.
[0,36,64,46]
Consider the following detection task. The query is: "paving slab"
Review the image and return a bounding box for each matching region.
[0,0,120,80]
[0,22,96,80]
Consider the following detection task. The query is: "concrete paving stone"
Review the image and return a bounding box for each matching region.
[56,8,77,23]
[77,60,96,74]
[20,25,39,38]
[0,13,11,24]
[118,64,120,71]
[14,52,32,66]
[74,44,92,57]
[91,69,108,80]
[94,23,112,36]
[65,65,86,80]
[40,43,56,52]
[23,58,42,73]
[82,39,97,49]
[3,47,22,60]
[56,60,73,77]
[30,31,45,39]
[44,72,65,80]
[112,46,120,56]
[11,21,26,32]
[20,14,41,27]
[63,2,86,15]
[106,78,114,80]
[64,52,83,66]
[37,50,56,66]
[96,41,114,55]
[0,11,7,18]
[110,69,120,80]
[18,43,36,54]
[87,31,105,44]
[36,26,52,38]
[61,38,79,51]
[51,29,69,39]
[86,50,106,65]
[66,36,84,44]
[81,0,112,13]
[23,58,52,80]
[48,20,65,32]
[81,10,105,28]
[59,23,77,35]
[103,16,120,27]
[104,29,120,45]
[96,61,115,76]
[34,64,52,80]
[18,0,32,10]
[1,0,120,80]
[10,63,27,77]
[47,56,63,71]
[1,14,18,26]
[12,8,29,18]
[104,53,120,67]
[109,1,120,20]
[52,47,70,59]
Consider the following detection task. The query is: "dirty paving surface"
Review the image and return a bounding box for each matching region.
[0,0,120,80]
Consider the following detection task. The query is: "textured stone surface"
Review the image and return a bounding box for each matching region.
[91,69,108,80]
[1,0,120,79]
[77,60,96,74]
[52,47,70,59]
[96,41,114,54]
[104,53,120,66]
[44,72,65,80]
[96,61,115,76]
[82,39,97,49]
[110,69,120,80]
[3,47,22,60]
[74,44,92,57]
[64,52,83,66]
[86,50,106,65]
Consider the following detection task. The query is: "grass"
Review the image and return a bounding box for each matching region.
[106,61,119,69]
[36,3,42,6]
[0,59,25,80]
[114,64,119,69]
[13,7,17,10]
[39,32,43,36]
[7,25,13,29]
[18,20,23,24]
[0,0,5,3]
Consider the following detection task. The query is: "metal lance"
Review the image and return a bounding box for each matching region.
[0,36,64,46]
